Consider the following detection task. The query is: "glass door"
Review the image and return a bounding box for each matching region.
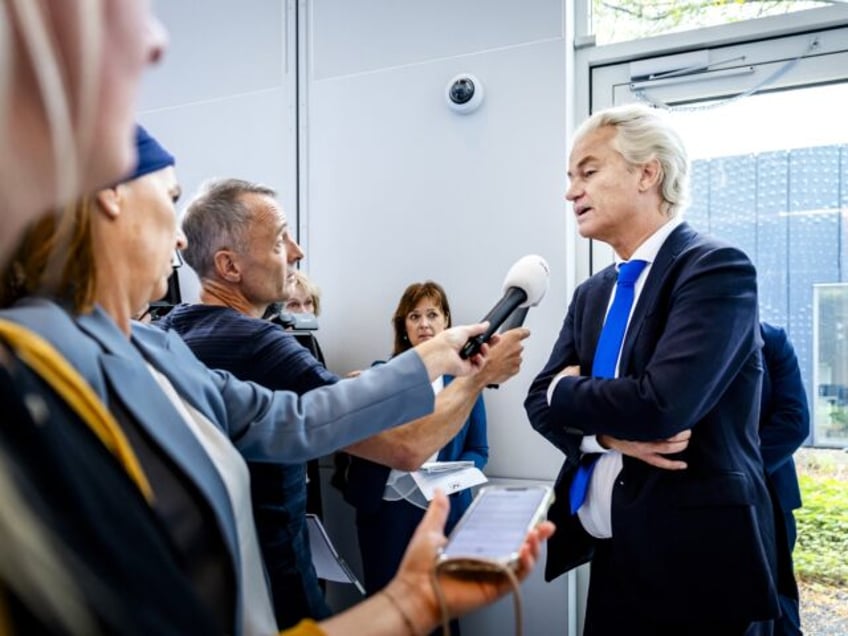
[590,25,848,447]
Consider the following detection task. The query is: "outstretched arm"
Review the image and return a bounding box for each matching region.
[344,329,529,470]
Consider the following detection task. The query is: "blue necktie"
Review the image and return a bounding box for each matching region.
[569,259,648,514]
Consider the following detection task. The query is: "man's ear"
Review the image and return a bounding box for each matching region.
[213,249,241,282]
[639,158,662,192]
[95,186,122,219]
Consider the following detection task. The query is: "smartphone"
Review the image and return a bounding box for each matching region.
[438,484,554,570]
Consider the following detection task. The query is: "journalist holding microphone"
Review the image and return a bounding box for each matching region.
[157,177,529,629]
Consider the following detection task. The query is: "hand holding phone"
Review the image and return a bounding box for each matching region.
[438,484,554,572]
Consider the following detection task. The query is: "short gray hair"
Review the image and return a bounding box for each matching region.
[181,178,276,279]
[574,103,690,217]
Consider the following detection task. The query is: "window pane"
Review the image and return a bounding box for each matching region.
[592,1,829,46]
[669,82,848,447]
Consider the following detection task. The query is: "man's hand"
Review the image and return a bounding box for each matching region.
[415,322,490,380]
[476,328,530,387]
[599,430,692,470]
[558,364,581,377]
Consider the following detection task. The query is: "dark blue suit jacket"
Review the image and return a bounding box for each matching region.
[759,322,808,514]
[760,322,809,611]
[525,222,780,624]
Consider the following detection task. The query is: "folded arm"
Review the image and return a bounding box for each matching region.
[542,246,760,442]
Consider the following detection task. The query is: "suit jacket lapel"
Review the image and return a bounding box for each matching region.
[618,222,692,373]
[131,324,213,417]
[76,307,240,558]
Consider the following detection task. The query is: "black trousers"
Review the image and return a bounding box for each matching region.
[583,539,758,636]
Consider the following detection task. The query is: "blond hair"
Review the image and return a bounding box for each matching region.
[290,270,322,317]
[3,0,103,206]
[1,0,105,300]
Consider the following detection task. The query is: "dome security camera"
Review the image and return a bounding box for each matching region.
[446,74,484,114]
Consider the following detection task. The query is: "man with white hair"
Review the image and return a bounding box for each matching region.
[526,104,779,635]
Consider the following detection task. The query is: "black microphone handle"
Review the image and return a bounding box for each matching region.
[459,287,527,359]
[499,306,529,332]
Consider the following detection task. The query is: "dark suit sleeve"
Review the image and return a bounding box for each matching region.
[545,245,761,441]
[760,324,810,475]
[458,394,489,469]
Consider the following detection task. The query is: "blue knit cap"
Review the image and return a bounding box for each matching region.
[121,124,175,183]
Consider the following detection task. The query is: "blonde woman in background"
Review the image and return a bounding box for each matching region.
[285,270,321,317]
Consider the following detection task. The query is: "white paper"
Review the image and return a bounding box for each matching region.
[305,514,365,594]
[410,465,488,501]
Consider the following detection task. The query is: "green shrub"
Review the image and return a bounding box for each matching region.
[795,473,848,586]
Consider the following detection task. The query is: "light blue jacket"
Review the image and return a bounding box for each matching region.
[2,298,435,634]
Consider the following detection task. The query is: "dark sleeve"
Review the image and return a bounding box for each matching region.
[250,324,339,393]
[545,246,760,441]
[759,324,810,475]
[457,394,488,469]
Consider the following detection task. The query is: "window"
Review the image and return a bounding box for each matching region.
[588,0,830,46]
[585,22,848,447]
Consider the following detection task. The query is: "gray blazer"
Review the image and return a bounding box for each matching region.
[2,298,435,634]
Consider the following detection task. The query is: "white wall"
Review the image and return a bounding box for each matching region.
[302,5,575,627]
[140,2,575,633]
[303,0,570,483]
[141,0,298,302]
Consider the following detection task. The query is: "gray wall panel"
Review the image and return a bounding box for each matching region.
[140,2,575,634]
[305,35,570,483]
[143,0,286,109]
[310,0,563,80]
[142,0,297,304]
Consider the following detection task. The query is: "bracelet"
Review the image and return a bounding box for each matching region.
[382,587,417,636]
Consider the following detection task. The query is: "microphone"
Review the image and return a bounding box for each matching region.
[499,306,529,333]
[459,254,550,359]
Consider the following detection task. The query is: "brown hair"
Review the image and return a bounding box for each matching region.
[391,281,451,355]
[1,197,97,312]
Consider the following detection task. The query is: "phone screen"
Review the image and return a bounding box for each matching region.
[441,485,552,565]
